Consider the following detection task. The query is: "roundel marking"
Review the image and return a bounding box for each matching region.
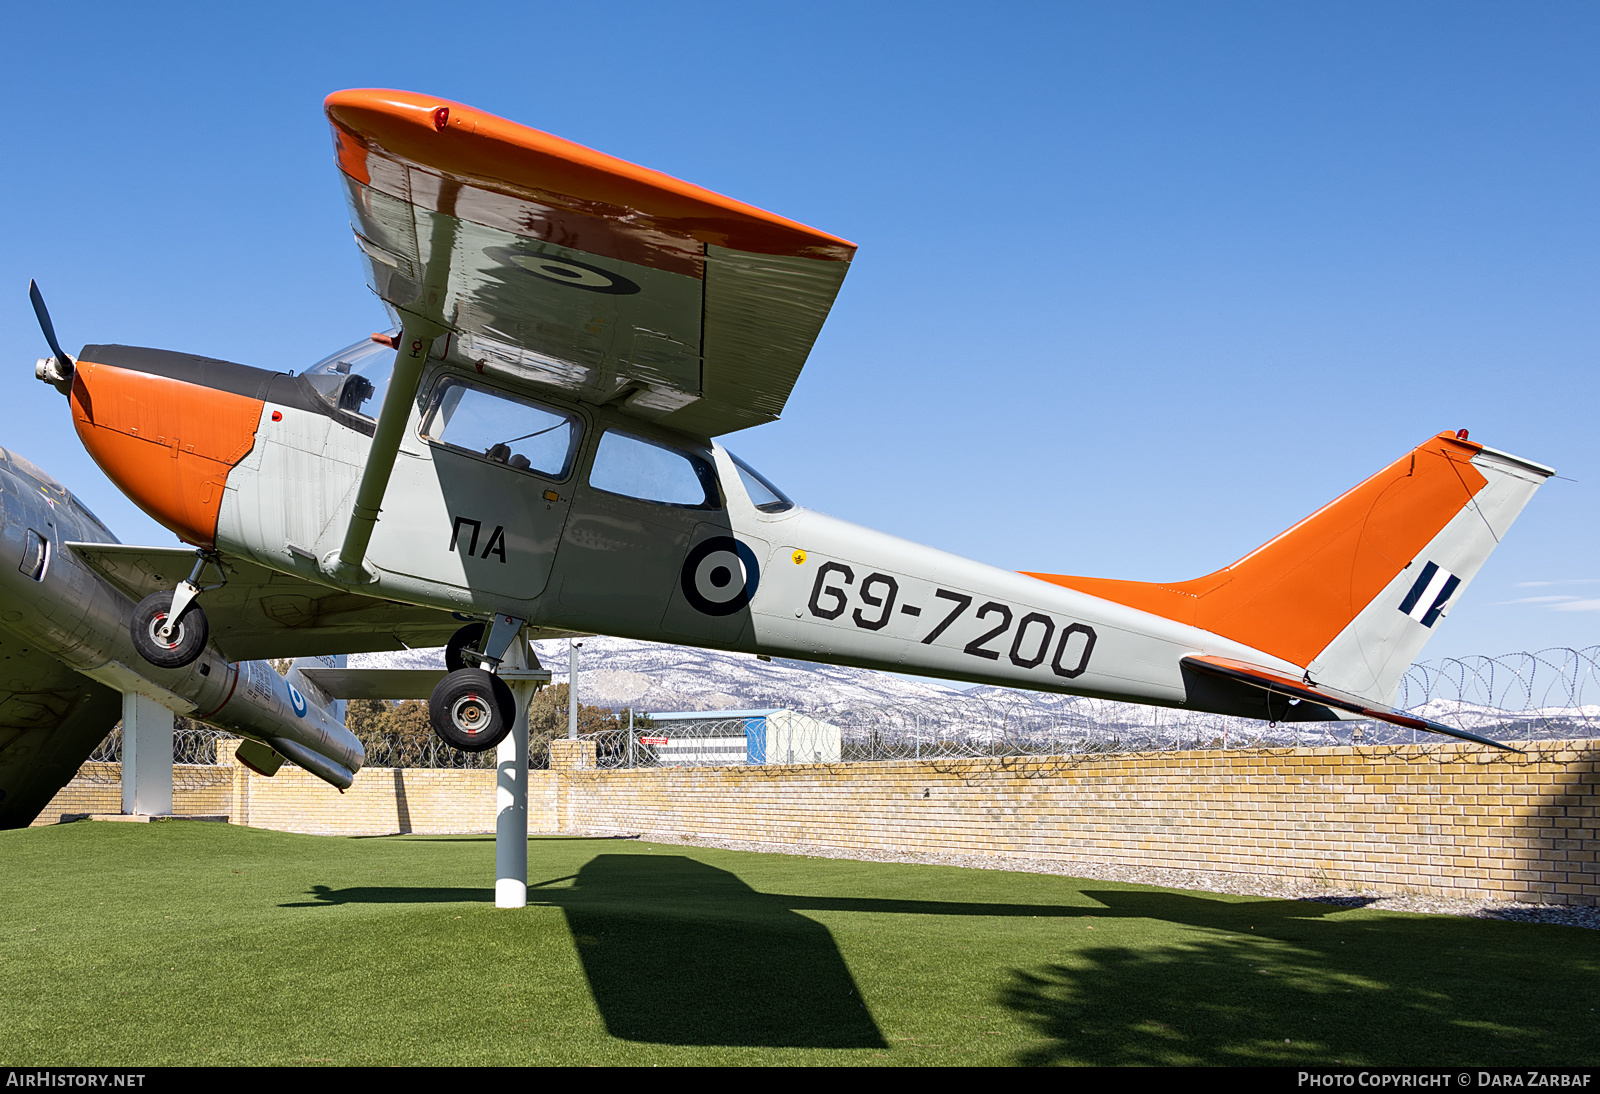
[507,253,641,295]
[287,683,308,718]
[681,537,761,616]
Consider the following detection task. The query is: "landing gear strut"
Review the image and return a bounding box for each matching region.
[130,551,226,669]
[428,616,529,752]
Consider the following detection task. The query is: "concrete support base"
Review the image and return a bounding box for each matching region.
[70,814,229,823]
[120,691,174,817]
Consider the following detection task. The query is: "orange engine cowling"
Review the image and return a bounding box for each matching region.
[69,357,263,547]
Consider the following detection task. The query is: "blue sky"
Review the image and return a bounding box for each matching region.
[1,1,1593,663]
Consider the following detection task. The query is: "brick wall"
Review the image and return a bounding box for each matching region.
[31,739,1598,905]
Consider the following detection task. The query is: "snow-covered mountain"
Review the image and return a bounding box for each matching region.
[352,635,970,713]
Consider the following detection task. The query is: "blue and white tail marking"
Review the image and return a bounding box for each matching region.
[1398,561,1460,628]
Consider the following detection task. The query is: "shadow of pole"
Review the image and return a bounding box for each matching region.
[393,769,412,835]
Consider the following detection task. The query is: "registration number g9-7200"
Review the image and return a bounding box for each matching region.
[805,562,1095,678]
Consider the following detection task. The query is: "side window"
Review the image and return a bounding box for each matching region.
[589,430,722,509]
[422,379,580,480]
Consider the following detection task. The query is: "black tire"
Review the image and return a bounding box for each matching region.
[130,591,208,669]
[429,668,516,753]
[444,622,487,672]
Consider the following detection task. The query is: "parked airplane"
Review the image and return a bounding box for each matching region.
[0,437,460,827]
[31,89,1552,756]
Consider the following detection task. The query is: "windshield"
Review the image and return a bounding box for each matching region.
[303,335,398,419]
[727,452,794,513]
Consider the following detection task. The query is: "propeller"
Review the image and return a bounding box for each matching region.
[28,280,75,395]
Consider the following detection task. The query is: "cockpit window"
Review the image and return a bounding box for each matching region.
[590,430,721,509]
[727,452,794,513]
[421,378,580,479]
[303,336,398,420]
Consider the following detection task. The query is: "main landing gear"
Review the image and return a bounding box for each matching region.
[427,616,530,753]
[130,551,226,669]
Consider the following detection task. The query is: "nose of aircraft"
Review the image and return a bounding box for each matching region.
[69,356,263,547]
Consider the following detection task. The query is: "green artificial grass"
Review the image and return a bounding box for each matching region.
[0,821,1595,1066]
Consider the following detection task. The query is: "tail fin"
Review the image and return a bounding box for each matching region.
[1025,432,1552,705]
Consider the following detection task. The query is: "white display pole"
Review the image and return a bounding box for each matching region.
[494,637,549,909]
[121,691,174,817]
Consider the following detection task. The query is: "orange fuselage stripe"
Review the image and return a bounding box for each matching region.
[69,361,262,548]
[1024,433,1489,668]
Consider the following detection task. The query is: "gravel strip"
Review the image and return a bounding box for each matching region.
[600,830,1600,930]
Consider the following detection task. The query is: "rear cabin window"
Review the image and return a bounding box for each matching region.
[421,379,580,480]
[589,430,721,509]
[727,451,795,513]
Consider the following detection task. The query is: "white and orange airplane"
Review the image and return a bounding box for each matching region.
[30,89,1549,758]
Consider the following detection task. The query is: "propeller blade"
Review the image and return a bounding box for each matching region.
[28,280,69,364]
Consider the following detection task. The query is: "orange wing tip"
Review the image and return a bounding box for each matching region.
[324,88,857,262]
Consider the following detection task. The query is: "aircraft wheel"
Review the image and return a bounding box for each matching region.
[130,591,208,668]
[444,622,487,672]
[429,668,515,753]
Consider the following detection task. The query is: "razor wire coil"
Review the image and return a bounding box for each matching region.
[82,648,1600,771]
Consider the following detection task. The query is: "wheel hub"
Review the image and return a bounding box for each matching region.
[450,694,488,737]
[146,614,181,650]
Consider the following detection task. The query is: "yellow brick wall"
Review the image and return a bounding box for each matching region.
[31,740,1598,905]
[559,741,1598,906]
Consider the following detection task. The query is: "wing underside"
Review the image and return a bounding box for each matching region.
[67,542,465,662]
[326,89,856,437]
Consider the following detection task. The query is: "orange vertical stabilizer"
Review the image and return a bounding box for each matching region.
[1023,432,1489,668]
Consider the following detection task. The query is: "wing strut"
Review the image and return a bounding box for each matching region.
[324,315,443,583]
[325,181,460,583]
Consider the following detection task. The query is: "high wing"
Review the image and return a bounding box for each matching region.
[67,543,466,662]
[325,89,857,438]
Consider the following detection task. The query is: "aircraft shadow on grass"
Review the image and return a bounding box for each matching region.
[279,858,1600,1057]
[283,852,1125,1049]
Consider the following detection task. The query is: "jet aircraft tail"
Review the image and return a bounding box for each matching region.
[1025,432,1553,707]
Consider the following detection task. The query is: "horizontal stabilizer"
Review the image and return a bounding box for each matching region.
[297,667,449,700]
[1181,655,1520,753]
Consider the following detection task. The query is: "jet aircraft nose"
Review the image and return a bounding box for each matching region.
[69,352,264,547]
